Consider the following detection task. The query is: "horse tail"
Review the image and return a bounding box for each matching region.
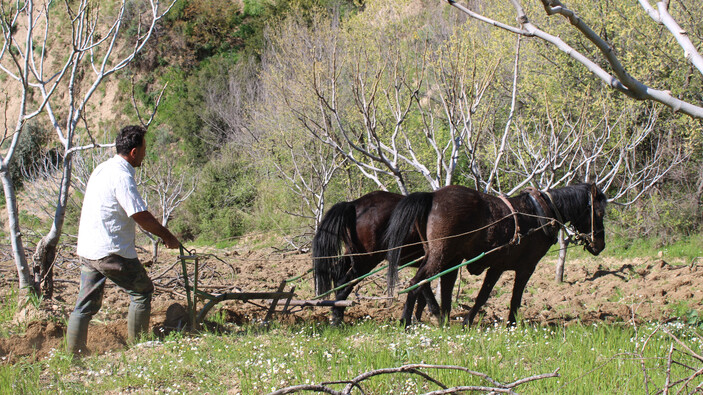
[312,201,356,297]
[383,192,434,295]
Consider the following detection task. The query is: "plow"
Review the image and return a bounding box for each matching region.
[177,246,354,329]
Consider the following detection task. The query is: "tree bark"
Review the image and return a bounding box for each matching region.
[555,229,567,283]
[33,154,73,298]
[1,171,34,293]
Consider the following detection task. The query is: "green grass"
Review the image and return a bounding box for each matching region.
[606,232,703,261]
[1,319,701,394]
[0,288,18,338]
[2,235,701,393]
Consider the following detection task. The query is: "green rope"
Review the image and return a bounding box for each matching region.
[285,268,313,283]
[398,252,485,294]
[312,255,425,300]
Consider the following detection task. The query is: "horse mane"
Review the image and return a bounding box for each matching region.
[546,183,593,223]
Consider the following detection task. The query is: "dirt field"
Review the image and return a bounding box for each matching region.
[1,241,702,364]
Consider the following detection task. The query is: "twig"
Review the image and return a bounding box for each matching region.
[151,260,182,281]
[664,343,673,395]
[268,364,559,395]
[663,328,703,363]
[268,385,343,395]
[674,366,703,395]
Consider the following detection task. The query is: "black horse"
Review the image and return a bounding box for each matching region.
[384,183,607,327]
[313,191,439,324]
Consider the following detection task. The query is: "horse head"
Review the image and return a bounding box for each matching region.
[572,183,607,255]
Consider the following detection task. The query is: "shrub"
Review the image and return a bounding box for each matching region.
[171,146,256,243]
[6,122,54,189]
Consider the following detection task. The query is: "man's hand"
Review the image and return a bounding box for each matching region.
[162,233,180,249]
[132,211,181,249]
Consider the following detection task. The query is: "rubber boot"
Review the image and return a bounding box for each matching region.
[127,302,151,344]
[66,313,91,356]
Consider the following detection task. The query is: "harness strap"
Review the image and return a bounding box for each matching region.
[542,190,565,225]
[498,194,521,245]
[524,187,557,238]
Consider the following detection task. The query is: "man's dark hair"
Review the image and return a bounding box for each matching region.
[115,125,147,156]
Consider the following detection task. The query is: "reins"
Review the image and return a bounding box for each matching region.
[398,214,570,294]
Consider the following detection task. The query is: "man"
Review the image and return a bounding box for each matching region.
[66,125,180,356]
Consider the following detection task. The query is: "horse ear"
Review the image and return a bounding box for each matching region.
[589,182,605,207]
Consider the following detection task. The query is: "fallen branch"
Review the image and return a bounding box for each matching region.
[268,364,560,395]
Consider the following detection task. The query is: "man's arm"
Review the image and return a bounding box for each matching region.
[132,211,180,249]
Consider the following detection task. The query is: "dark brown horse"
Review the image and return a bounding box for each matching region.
[313,191,438,324]
[384,183,607,327]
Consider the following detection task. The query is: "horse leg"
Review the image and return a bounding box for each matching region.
[401,263,435,327]
[329,256,357,325]
[463,267,502,328]
[507,266,536,326]
[400,287,421,327]
[414,289,427,322]
[439,271,458,326]
[415,283,441,322]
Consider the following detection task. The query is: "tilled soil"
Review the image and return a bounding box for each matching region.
[1,243,701,364]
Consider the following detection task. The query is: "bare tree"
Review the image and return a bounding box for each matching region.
[446,0,703,119]
[258,1,685,285]
[478,100,686,281]
[1,1,69,293]
[262,2,679,198]
[260,3,498,196]
[138,156,195,264]
[269,130,346,235]
[202,56,263,148]
[1,0,176,296]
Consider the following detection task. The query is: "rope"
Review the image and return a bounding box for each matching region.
[399,253,486,294]
[396,218,566,295]
[173,205,595,299]
[312,256,425,300]
[285,268,313,283]
[175,211,578,275]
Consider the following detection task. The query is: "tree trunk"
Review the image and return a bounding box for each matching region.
[0,170,35,293]
[33,237,57,298]
[696,162,703,223]
[151,239,159,265]
[555,229,567,283]
[33,155,73,299]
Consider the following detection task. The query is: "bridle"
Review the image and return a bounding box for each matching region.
[576,183,600,250]
[526,185,601,250]
[565,184,600,250]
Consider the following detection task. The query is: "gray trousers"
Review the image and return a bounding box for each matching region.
[71,254,154,318]
[67,254,154,353]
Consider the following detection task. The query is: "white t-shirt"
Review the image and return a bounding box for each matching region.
[76,155,148,260]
